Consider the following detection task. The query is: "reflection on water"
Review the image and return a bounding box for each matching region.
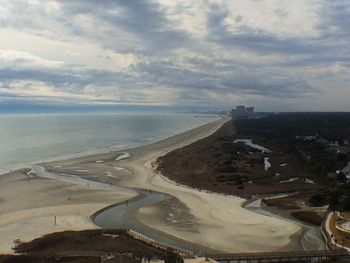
[234,139,271,153]
[0,113,217,173]
[93,189,213,254]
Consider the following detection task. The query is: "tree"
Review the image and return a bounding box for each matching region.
[309,193,327,207]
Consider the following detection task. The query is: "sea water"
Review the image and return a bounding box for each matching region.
[0,112,218,174]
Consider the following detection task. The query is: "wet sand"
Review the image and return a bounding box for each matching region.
[0,117,302,253]
[0,169,135,253]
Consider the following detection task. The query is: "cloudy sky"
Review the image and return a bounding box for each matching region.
[0,0,349,112]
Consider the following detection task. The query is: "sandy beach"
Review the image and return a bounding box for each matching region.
[0,169,135,253]
[0,117,301,253]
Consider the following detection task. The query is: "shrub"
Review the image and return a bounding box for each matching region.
[309,193,327,207]
[215,165,237,173]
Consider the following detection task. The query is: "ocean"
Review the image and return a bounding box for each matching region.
[0,112,217,174]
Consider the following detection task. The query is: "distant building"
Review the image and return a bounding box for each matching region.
[231,106,255,120]
[342,162,350,180]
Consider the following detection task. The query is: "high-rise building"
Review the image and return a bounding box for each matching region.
[231,106,255,119]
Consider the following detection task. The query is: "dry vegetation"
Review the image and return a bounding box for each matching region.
[157,120,323,199]
[290,211,324,226]
[0,230,177,263]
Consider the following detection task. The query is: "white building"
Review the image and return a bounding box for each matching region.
[342,162,350,179]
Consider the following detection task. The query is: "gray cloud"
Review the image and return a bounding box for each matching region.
[0,0,349,111]
[0,68,135,90]
[206,4,323,56]
[59,0,190,54]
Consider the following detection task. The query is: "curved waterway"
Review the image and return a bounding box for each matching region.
[92,189,218,254]
[32,165,218,254]
[33,164,325,253]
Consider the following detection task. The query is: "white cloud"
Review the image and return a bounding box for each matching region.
[0,0,349,111]
[0,50,64,68]
[157,0,209,38]
[223,0,322,38]
[0,80,93,100]
[0,28,140,72]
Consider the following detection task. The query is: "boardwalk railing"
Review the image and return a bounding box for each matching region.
[205,249,349,263]
[126,229,193,257]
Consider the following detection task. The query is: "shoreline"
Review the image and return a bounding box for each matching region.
[0,117,225,253]
[0,114,221,177]
[0,117,304,254]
